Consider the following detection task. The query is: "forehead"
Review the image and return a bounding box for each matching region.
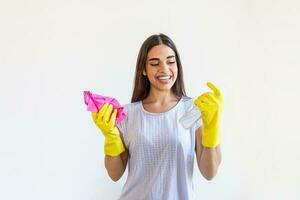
[147,44,175,59]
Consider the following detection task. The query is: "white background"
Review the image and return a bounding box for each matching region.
[1,0,300,199]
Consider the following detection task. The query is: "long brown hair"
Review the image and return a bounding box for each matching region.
[131,33,186,103]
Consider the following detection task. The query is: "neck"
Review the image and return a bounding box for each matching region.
[143,88,180,105]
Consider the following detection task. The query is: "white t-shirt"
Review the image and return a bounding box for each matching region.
[117,96,202,200]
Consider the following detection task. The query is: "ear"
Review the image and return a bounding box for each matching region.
[143,70,146,76]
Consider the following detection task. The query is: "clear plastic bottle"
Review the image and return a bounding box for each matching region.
[179,104,202,129]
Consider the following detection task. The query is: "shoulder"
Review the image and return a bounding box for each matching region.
[181,95,193,102]
[121,101,141,115]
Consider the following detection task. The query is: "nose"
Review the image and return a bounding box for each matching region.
[159,61,169,71]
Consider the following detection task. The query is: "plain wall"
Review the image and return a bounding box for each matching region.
[1,0,300,199]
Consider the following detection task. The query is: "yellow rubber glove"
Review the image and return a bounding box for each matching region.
[91,103,125,156]
[194,82,224,148]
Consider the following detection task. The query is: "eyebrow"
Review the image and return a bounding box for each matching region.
[148,55,175,61]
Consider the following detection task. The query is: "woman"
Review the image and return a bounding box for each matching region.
[92,33,223,200]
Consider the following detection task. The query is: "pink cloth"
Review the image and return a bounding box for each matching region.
[83,91,126,125]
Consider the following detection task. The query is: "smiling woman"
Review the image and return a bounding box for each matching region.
[144,45,178,93]
[131,34,186,103]
[91,33,223,200]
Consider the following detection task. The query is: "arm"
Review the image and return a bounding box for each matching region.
[195,127,222,180]
[194,82,223,180]
[91,103,128,182]
[105,131,129,182]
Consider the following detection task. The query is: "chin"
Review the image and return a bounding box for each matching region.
[156,83,175,91]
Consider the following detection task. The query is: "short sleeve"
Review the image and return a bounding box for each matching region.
[116,105,129,148]
[195,117,202,130]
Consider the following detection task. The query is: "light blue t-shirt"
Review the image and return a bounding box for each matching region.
[117,96,202,200]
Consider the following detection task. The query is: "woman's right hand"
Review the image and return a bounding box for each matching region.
[91,103,125,156]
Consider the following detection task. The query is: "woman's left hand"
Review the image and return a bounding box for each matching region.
[194,82,224,148]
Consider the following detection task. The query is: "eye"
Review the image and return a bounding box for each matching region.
[168,61,176,64]
[150,63,159,66]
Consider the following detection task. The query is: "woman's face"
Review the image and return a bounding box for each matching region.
[145,44,178,92]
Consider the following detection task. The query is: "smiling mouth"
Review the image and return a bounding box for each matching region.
[156,75,172,80]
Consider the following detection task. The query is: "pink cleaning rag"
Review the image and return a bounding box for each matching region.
[83,91,126,124]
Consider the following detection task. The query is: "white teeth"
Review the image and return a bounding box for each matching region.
[157,76,171,80]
